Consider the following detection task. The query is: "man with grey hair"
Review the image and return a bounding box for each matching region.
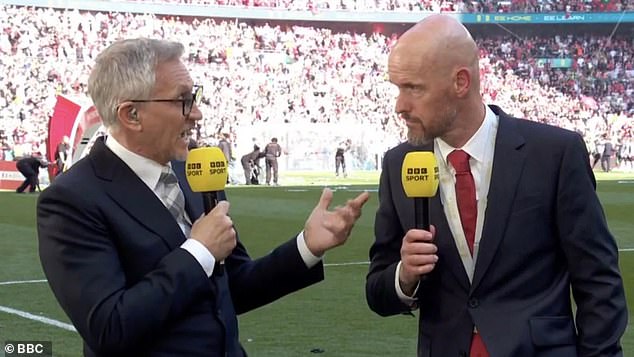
[37,38,369,357]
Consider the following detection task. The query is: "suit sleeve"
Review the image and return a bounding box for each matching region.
[226,238,324,314]
[366,149,413,316]
[556,133,627,356]
[213,190,325,315]
[37,183,212,354]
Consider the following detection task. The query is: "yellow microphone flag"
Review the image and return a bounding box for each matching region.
[401,151,439,198]
[185,147,228,192]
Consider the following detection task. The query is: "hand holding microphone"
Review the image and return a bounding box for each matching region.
[186,147,236,275]
[189,201,236,264]
[399,151,439,294]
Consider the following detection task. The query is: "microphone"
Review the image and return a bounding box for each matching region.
[402,151,439,230]
[185,147,229,276]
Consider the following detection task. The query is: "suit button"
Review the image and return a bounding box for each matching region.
[468,298,479,308]
[459,351,467,357]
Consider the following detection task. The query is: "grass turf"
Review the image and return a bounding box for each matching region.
[0,170,632,356]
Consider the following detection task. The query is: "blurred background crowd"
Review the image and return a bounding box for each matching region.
[128,0,634,13]
[0,1,632,172]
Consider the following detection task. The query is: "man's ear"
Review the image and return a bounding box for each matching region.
[117,103,142,130]
[454,67,471,98]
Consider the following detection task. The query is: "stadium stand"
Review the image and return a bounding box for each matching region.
[128,0,634,13]
[0,3,631,170]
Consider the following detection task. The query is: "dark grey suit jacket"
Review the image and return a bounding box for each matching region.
[366,106,627,357]
[38,138,323,356]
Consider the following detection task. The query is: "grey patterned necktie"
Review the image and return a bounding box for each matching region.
[158,167,190,235]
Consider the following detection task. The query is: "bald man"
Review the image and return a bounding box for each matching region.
[366,15,627,357]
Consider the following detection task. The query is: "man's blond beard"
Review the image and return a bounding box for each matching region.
[407,131,431,146]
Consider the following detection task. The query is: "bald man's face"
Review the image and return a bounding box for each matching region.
[388,44,458,145]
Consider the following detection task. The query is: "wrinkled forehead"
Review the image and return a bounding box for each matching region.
[388,41,435,76]
[153,59,194,94]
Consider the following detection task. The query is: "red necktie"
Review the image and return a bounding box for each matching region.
[447,150,477,255]
[447,150,489,357]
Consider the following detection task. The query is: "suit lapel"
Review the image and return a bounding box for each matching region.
[471,111,527,291]
[90,138,186,251]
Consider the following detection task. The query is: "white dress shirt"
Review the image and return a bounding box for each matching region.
[397,105,499,304]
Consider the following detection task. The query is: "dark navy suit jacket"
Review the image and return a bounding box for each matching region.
[38,138,323,356]
[366,106,627,357]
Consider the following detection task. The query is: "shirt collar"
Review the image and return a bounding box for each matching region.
[105,135,169,190]
[436,104,496,165]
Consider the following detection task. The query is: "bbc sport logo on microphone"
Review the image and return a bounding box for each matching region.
[401,151,439,198]
[208,160,227,175]
[186,147,228,192]
[186,160,226,177]
[405,166,439,182]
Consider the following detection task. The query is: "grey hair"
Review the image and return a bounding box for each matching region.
[87,38,184,128]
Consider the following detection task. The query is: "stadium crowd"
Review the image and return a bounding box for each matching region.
[0,5,632,170]
[129,0,634,13]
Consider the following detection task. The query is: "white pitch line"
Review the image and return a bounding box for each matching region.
[324,261,369,267]
[0,305,76,332]
[1,249,633,285]
[0,249,633,331]
[0,247,633,285]
[0,279,47,286]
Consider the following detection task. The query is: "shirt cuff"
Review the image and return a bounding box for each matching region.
[395,261,419,308]
[181,239,216,277]
[296,231,322,268]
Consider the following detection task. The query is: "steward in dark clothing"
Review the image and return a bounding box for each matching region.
[240,145,264,185]
[16,154,49,193]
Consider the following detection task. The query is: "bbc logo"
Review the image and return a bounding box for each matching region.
[4,341,52,356]
[407,167,428,175]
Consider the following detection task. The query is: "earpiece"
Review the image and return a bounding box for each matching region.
[130,108,138,121]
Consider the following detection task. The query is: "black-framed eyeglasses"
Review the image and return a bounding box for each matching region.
[126,85,203,117]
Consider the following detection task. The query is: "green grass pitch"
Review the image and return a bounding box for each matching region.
[0,170,632,356]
